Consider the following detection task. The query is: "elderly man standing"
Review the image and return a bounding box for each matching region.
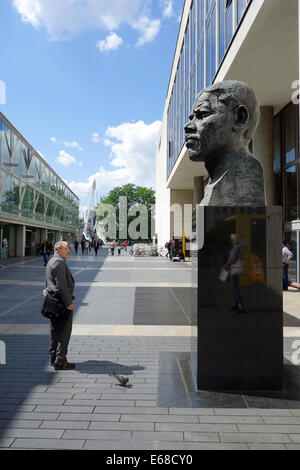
[46,241,75,370]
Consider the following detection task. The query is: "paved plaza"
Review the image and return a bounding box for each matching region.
[0,248,300,450]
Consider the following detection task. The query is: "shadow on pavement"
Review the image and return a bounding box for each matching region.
[76,360,145,375]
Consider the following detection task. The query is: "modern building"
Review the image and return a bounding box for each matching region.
[155,0,300,285]
[0,112,80,259]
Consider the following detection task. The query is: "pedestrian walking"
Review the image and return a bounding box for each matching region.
[94,239,99,257]
[41,239,50,266]
[74,240,79,254]
[80,237,85,255]
[46,241,75,370]
[117,241,122,256]
[282,240,293,291]
[84,239,89,255]
[109,240,115,256]
[122,240,128,252]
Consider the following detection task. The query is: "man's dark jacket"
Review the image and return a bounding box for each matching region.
[46,255,75,308]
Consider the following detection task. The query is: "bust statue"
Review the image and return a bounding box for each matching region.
[184,80,266,206]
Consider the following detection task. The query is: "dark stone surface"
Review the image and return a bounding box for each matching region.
[185,81,265,206]
[194,206,283,391]
[158,352,300,409]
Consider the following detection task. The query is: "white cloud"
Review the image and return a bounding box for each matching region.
[92,132,101,143]
[51,137,83,151]
[64,141,83,151]
[12,0,156,44]
[133,16,161,47]
[97,32,123,52]
[160,0,174,19]
[56,150,82,167]
[67,120,161,201]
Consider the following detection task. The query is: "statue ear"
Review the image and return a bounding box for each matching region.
[233,105,248,131]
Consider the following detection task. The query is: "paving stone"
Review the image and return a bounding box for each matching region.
[214,409,293,416]
[169,408,215,416]
[62,430,131,440]
[10,439,84,450]
[21,399,66,406]
[157,442,248,450]
[94,406,168,415]
[0,429,64,439]
[58,413,120,422]
[0,438,15,448]
[0,420,42,429]
[248,444,286,450]
[72,394,101,400]
[1,412,59,421]
[284,444,300,450]
[83,440,156,450]
[35,406,95,413]
[263,417,300,424]
[156,423,238,433]
[132,431,183,441]
[40,421,90,430]
[219,433,292,444]
[90,421,154,431]
[199,416,264,424]
[238,424,300,434]
[0,405,36,412]
[121,414,200,423]
[101,394,156,400]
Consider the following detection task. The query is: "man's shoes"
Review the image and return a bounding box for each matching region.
[54,361,76,370]
[229,302,238,311]
[236,304,245,313]
[50,356,56,366]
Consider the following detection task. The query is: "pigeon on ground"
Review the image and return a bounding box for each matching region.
[110,373,129,387]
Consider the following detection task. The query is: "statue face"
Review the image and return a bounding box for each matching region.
[184,91,234,162]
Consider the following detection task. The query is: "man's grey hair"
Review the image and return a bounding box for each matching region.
[54,241,68,252]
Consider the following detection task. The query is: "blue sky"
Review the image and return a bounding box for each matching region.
[0,0,184,208]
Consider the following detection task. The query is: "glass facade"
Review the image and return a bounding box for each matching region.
[167,0,251,178]
[0,114,79,232]
[274,103,300,284]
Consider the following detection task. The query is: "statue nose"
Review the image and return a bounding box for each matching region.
[184,120,196,133]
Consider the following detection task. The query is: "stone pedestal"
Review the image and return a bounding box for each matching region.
[195,206,283,391]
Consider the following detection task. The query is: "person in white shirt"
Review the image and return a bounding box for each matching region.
[282,240,293,291]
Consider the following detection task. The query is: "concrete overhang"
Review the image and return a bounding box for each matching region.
[216,0,299,115]
[166,146,208,190]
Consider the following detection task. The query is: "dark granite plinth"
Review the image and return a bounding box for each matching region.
[195,206,283,391]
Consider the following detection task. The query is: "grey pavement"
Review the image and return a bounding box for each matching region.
[0,249,299,450]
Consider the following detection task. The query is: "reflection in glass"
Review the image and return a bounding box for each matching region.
[219,0,226,62]
[284,105,297,165]
[226,0,233,47]
[285,165,297,221]
[237,0,248,23]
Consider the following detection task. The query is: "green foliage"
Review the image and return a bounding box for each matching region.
[96,184,155,241]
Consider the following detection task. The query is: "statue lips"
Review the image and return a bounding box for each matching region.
[185,134,199,150]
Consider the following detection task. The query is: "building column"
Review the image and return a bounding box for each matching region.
[193,176,205,207]
[16,225,25,258]
[41,229,47,242]
[252,106,275,206]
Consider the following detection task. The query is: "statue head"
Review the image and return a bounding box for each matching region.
[184,80,260,163]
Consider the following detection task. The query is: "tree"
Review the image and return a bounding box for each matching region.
[96,184,155,241]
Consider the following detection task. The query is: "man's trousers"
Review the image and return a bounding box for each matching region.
[49,311,73,363]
